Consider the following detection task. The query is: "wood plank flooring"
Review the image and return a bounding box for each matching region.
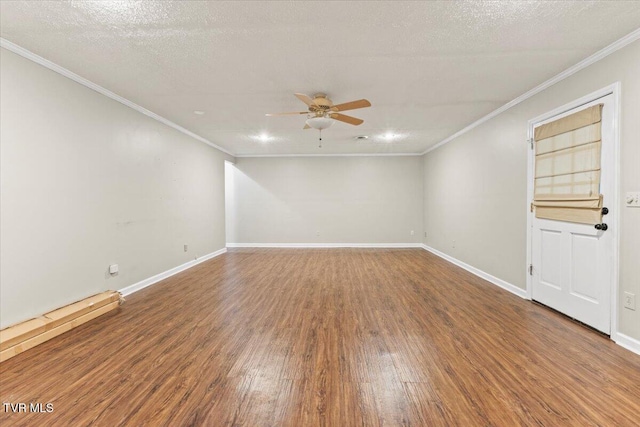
[1,248,639,426]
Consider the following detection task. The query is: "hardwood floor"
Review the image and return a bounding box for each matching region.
[1,248,639,426]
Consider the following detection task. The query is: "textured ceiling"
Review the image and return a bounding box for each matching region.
[1,1,640,155]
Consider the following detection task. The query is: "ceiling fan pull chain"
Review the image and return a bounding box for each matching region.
[266,93,371,149]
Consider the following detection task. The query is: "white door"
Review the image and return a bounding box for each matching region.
[530,94,615,334]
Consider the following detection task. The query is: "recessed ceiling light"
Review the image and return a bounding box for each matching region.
[379,132,405,141]
[193,110,205,115]
[251,133,272,142]
[354,135,369,140]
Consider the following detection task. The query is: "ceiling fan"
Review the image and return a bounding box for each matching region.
[266,93,371,145]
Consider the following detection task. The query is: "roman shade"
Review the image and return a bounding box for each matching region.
[532,104,604,225]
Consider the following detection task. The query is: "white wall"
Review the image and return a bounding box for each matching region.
[227,156,423,245]
[422,40,640,341]
[0,48,232,328]
[4,37,637,344]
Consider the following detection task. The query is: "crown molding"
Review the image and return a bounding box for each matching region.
[421,27,640,156]
[0,38,235,157]
[234,152,422,158]
[4,26,638,159]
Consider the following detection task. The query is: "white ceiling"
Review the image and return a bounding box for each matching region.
[2,1,639,156]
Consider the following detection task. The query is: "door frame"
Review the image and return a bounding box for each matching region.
[525,82,621,338]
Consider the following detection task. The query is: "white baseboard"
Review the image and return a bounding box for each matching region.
[614,333,640,357]
[420,244,528,299]
[420,245,640,357]
[115,243,640,358]
[119,248,227,297]
[226,243,423,248]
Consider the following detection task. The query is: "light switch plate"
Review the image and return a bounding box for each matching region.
[625,192,640,207]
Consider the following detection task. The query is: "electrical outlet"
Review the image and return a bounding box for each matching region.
[410,230,414,236]
[109,264,119,275]
[184,244,188,252]
[623,292,636,310]
[625,192,640,207]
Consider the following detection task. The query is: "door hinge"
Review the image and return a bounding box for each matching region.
[530,202,534,213]
[528,264,533,276]
[528,138,534,150]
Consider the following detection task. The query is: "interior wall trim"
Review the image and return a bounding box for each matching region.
[420,244,528,299]
[3,28,637,159]
[226,243,423,248]
[421,28,640,156]
[525,83,621,345]
[0,38,234,157]
[422,243,640,357]
[118,248,227,297]
[614,333,640,357]
[234,153,422,158]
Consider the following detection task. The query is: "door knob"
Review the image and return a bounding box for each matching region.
[595,223,608,231]
[602,207,609,215]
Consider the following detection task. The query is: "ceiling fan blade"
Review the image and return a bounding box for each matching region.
[303,124,311,130]
[330,99,371,112]
[265,111,308,116]
[295,93,316,106]
[330,113,364,126]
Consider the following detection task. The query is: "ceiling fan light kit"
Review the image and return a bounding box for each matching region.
[305,116,334,130]
[267,93,372,147]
